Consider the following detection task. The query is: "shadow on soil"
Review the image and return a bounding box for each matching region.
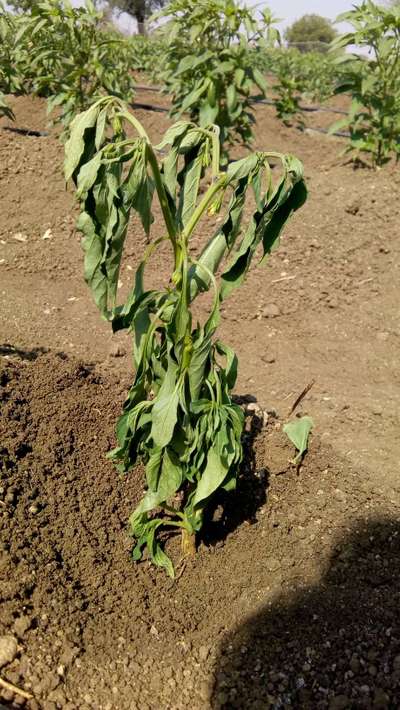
[0,343,71,362]
[201,405,269,547]
[211,517,400,709]
[0,343,50,361]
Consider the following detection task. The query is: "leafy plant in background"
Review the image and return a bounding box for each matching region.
[0,6,25,95]
[65,97,307,576]
[269,50,305,128]
[330,1,400,166]
[18,0,135,131]
[154,0,280,161]
[126,32,167,82]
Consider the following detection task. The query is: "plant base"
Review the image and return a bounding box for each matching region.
[181,528,196,557]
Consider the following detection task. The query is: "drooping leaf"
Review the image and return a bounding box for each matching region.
[150,358,180,448]
[192,435,230,509]
[64,102,102,181]
[283,416,314,464]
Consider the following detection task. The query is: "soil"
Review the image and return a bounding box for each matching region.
[0,92,399,709]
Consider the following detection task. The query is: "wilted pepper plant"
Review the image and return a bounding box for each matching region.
[65,96,307,576]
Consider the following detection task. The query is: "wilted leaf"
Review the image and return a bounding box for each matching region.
[283,416,314,464]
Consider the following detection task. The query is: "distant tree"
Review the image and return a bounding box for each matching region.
[285,14,337,52]
[107,0,167,34]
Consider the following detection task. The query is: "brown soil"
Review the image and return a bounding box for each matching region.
[0,94,399,709]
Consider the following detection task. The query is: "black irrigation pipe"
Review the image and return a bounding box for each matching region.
[132,100,168,113]
[131,99,349,139]
[2,125,49,137]
[1,99,348,140]
[134,83,349,116]
[254,96,348,116]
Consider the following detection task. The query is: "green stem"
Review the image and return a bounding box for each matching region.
[116,110,178,250]
[182,175,226,243]
[145,144,178,249]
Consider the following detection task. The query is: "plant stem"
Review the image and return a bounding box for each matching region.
[116,110,178,250]
[183,175,226,242]
[181,528,196,557]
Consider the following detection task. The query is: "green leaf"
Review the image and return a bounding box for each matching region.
[192,436,230,509]
[283,416,314,464]
[76,151,102,198]
[64,102,101,181]
[260,178,308,264]
[180,82,208,113]
[188,331,212,401]
[131,449,183,521]
[150,358,180,448]
[180,150,204,228]
[252,67,268,94]
[215,341,238,390]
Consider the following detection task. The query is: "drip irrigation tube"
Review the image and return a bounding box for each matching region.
[131,99,349,139]
[134,83,348,116]
[2,126,49,137]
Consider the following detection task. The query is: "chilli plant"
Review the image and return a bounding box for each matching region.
[65,97,307,577]
[330,1,400,165]
[18,0,135,131]
[154,0,279,161]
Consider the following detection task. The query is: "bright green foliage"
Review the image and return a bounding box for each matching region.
[126,33,166,79]
[296,50,343,103]
[285,14,337,52]
[154,0,280,160]
[331,1,400,165]
[0,7,24,95]
[65,97,307,576]
[283,416,314,464]
[251,46,345,123]
[10,0,135,130]
[268,50,306,127]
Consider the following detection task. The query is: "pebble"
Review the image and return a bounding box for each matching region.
[372,405,383,416]
[245,402,262,415]
[350,653,360,673]
[0,635,18,667]
[262,354,276,364]
[329,695,350,710]
[13,615,31,638]
[12,232,28,243]
[392,654,400,671]
[262,303,281,318]
[198,645,209,662]
[109,343,126,358]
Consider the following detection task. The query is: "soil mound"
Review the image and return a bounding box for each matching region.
[0,353,398,709]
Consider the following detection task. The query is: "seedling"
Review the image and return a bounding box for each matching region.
[283,416,314,464]
[65,97,307,576]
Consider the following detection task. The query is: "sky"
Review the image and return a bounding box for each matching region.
[266,0,354,29]
[116,1,356,36]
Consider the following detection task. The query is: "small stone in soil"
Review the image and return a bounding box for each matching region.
[0,635,18,667]
[109,343,126,358]
[13,615,31,638]
[262,304,281,318]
